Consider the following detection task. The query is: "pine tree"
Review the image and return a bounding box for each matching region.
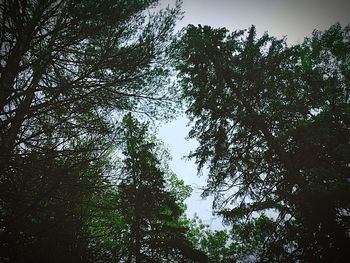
[117,113,208,262]
[173,23,350,261]
[0,1,182,261]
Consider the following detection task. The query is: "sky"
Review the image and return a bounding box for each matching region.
[157,0,350,230]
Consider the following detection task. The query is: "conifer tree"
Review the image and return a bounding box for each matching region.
[117,113,208,262]
[173,23,350,261]
[0,1,182,261]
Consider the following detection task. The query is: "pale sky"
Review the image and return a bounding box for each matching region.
[177,0,349,44]
[158,0,350,230]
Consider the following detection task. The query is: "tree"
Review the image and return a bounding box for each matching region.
[116,113,208,262]
[0,0,181,156]
[173,23,350,261]
[0,0,182,261]
[0,137,114,262]
[84,182,129,263]
[186,215,234,262]
[188,214,274,262]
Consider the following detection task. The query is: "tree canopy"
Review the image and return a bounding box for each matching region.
[1,0,349,261]
[173,23,350,261]
[0,0,183,261]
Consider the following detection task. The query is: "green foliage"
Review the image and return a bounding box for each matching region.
[0,143,112,262]
[229,215,275,261]
[188,214,274,262]
[174,23,350,261]
[187,215,232,262]
[114,113,208,262]
[0,0,182,262]
[166,172,193,213]
[3,0,349,261]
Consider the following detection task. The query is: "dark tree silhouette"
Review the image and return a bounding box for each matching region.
[173,23,350,262]
[0,0,182,261]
